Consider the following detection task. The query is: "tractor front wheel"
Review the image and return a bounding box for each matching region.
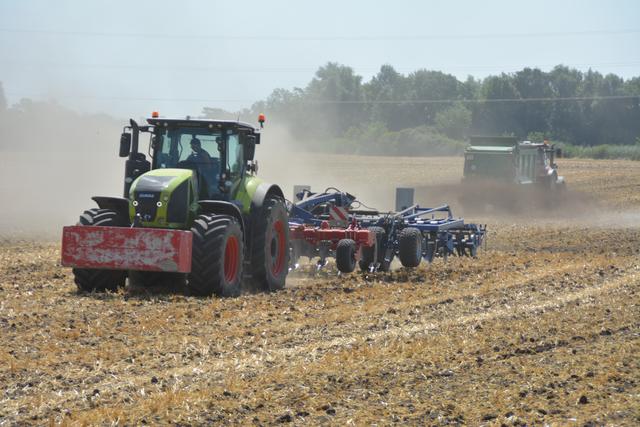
[72,208,128,293]
[189,214,244,297]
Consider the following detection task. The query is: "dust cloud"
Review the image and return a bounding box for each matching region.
[257,123,399,211]
[256,125,393,209]
[0,107,125,239]
[2,108,636,241]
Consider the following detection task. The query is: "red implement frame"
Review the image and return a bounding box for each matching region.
[289,223,374,250]
[61,226,192,273]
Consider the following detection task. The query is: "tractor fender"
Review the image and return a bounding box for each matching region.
[245,183,286,259]
[92,196,130,220]
[251,183,285,209]
[198,200,245,234]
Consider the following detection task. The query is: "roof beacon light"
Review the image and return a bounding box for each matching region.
[151,111,159,118]
[258,113,266,128]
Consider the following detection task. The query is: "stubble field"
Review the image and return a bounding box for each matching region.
[1,156,639,425]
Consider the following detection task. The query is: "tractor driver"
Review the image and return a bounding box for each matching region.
[187,137,219,198]
[188,137,213,165]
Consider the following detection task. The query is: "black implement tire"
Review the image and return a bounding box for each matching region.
[399,227,423,268]
[72,208,128,292]
[248,197,289,292]
[371,226,394,272]
[336,239,357,273]
[189,214,244,297]
[359,226,382,272]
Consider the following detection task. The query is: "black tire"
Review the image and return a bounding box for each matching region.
[248,197,289,292]
[398,227,423,268]
[189,214,244,297]
[128,271,186,289]
[368,226,394,272]
[469,244,478,258]
[72,208,128,292]
[336,239,357,273]
[359,227,381,272]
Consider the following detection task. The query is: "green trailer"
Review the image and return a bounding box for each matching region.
[460,136,566,211]
[463,136,565,189]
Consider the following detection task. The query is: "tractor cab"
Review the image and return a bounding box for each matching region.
[119,116,260,202]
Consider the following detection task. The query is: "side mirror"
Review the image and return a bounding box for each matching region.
[244,135,256,161]
[119,132,132,157]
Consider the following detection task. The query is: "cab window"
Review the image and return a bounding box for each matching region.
[227,133,244,178]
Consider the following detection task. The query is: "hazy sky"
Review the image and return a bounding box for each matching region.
[1,0,638,118]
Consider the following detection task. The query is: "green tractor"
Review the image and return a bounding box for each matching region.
[62,114,289,296]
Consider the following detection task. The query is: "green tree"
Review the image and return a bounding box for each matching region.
[513,68,553,135]
[434,103,472,140]
[363,65,411,131]
[305,62,365,136]
[547,65,583,143]
[406,70,462,126]
[474,74,522,135]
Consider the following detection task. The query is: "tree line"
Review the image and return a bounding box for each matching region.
[2,63,639,157]
[246,63,640,151]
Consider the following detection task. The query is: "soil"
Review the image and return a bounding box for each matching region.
[0,156,639,426]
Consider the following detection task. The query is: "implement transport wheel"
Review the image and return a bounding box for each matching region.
[72,208,128,293]
[399,227,423,268]
[468,242,478,258]
[369,226,393,272]
[358,228,380,272]
[189,214,244,297]
[249,197,289,292]
[336,239,357,273]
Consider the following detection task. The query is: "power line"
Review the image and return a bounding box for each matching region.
[5,92,637,105]
[1,60,639,73]
[0,27,638,41]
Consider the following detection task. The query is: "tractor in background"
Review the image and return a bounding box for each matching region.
[461,136,566,210]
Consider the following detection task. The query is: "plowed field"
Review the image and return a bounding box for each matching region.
[1,157,639,426]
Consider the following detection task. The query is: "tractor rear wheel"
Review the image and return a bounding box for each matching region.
[72,208,128,292]
[189,214,244,297]
[336,239,357,273]
[249,197,289,292]
[399,227,423,268]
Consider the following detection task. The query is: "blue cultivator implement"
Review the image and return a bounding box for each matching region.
[288,187,486,273]
[357,204,486,271]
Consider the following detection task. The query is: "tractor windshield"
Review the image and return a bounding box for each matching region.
[155,127,227,198]
[155,128,222,167]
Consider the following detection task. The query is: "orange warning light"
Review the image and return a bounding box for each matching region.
[151,111,159,118]
[258,113,265,128]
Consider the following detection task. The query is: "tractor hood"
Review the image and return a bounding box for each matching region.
[128,169,197,228]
